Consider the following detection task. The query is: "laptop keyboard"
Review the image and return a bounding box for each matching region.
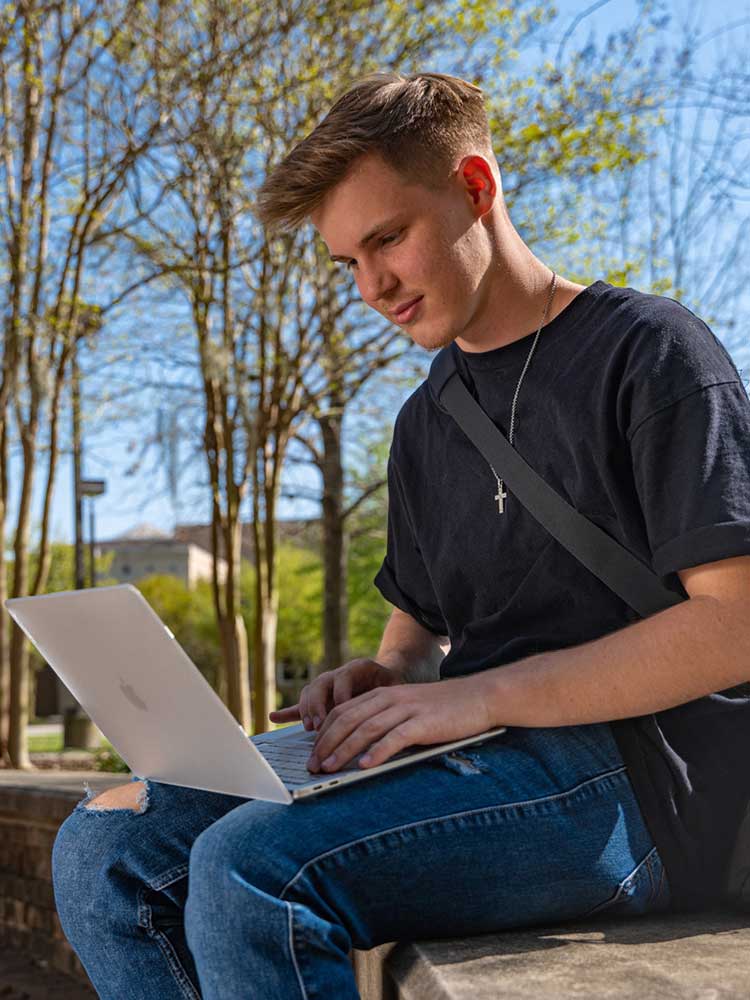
[252,730,363,786]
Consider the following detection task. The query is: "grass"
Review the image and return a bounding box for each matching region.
[27,732,107,753]
[27,733,65,753]
[26,730,128,773]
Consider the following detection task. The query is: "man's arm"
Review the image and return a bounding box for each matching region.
[476,554,750,728]
[376,607,450,684]
[308,555,750,773]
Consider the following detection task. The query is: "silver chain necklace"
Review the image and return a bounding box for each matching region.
[491,270,557,514]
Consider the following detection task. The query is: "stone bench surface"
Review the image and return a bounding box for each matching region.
[368,910,750,1000]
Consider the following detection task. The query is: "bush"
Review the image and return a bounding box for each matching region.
[92,741,130,773]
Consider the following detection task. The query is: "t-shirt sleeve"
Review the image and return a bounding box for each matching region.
[373,451,449,636]
[629,380,750,577]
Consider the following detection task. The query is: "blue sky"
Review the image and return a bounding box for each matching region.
[23,0,750,549]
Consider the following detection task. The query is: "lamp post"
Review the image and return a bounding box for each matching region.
[63,476,107,750]
[79,479,106,587]
[71,345,85,590]
[66,319,105,749]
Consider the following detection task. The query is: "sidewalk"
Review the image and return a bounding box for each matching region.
[26,723,64,739]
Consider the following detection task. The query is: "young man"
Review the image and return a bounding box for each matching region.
[53,72,750,999]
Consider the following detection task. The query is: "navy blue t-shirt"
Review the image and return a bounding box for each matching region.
[374,279,750,910]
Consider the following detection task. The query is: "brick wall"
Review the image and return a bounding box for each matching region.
[0,780,393,997]
[0,784,92,984]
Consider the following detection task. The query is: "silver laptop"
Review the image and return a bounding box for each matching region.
[5,585,506,804]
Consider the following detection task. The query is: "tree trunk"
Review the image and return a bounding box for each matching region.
[257,590,278,734]
[319,409,350,674]
[0,422,10,765]
[8,425,38,768]
[208,489,228,705]
[233,612,251,731]
[223,514,251,731]
[8,625,31,769]
[251,464,279,736]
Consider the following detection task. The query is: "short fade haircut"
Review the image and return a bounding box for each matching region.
[256,71,494,234]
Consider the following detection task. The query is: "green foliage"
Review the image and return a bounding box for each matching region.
[277,546,324,667]
[240,545,322,668]
[92,741,130,773]
[238,520,392,672]
[30,541,116,594]
[346,441,392,658]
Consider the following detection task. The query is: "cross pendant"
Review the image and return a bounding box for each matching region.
[494,482,508,514]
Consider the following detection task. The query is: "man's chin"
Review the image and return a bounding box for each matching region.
[414,331,456,352]
[404,322,455,352]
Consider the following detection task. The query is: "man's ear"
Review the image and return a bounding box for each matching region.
[458,155,497,213]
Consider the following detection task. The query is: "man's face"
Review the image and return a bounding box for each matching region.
[311,152,494,352]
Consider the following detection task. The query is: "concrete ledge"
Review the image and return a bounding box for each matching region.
[354,910,750,999]
[0,768,131,796]
[0,770,132,984]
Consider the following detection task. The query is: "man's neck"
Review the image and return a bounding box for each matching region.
[454,241,587,354]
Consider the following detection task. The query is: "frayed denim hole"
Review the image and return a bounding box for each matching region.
[72,780,96,812]
[440,751,488,776]
[78,778,151,814]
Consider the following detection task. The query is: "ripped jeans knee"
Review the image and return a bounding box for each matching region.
[440,750,489,776]
[78,777,151,814]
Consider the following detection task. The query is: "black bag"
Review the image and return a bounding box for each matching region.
[727,805,750,909]
[428,345,750,910]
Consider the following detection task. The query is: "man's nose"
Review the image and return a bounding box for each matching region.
[358,263,397,307]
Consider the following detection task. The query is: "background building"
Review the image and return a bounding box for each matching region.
[100,524,228,589]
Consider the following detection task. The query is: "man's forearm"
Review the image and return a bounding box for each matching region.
[477,594,750,728]
[376,608,449,683]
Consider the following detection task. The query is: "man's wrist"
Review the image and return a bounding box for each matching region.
[375,653,411,683]
[475,656,541,728]
[376,652,437,684]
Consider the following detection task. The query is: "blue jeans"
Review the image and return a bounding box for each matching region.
[52,722,670,999]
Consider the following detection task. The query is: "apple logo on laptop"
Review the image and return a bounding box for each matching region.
[119,676,148,711]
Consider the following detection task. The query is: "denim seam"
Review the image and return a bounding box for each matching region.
[279,763,627,900]
[616,846,658,900]
[287,901,309,1000]
[137,885,201,1000]
[146,861,190,893]
[582,845,659,917]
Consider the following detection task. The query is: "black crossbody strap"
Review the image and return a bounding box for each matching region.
[428,346,685,618]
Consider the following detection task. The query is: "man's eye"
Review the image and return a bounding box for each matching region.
[344,231,400,271]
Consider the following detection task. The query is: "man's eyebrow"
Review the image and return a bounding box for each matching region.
[328,215,404,262]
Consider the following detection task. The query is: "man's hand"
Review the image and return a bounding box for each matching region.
[306,675,494,772]
[268,658,400,732]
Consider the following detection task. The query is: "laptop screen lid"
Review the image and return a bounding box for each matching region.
[5,584,292,803]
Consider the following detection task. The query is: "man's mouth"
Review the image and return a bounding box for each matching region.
[392,296,423,323]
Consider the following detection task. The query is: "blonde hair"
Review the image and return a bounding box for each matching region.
[256,71,494,233]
